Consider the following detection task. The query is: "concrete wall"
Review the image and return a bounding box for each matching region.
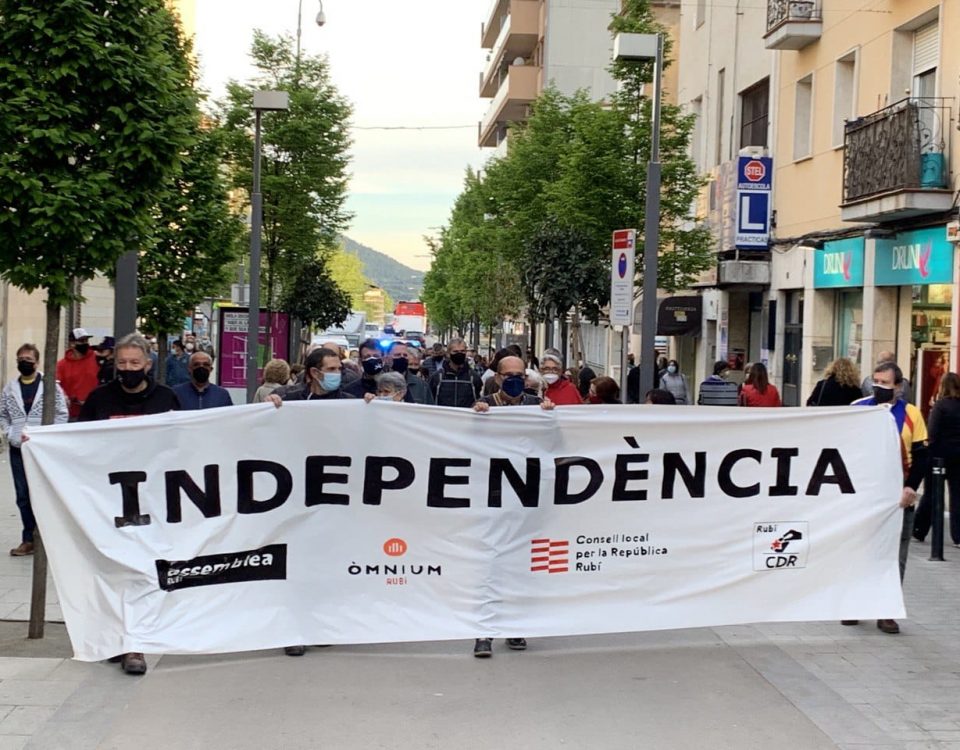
[543,0,619,100]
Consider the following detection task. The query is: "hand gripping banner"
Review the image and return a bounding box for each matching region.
[23,402,905,661]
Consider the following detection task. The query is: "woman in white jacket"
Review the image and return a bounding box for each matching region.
[0,344,68,556]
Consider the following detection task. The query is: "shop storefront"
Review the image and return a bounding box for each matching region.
[814,237,865,369]
[874,226,955,418]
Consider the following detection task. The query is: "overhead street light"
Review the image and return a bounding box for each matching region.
[614,32,664,400]
[246,90,290,404]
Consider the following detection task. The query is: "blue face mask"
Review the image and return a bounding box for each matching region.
[501,375,526,398]
[321,372,342,391]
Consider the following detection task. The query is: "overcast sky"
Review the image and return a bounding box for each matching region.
[193,0,490,271]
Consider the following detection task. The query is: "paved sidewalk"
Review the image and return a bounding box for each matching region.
[0,450,957,748]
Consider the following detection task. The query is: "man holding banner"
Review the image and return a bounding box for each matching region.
[850,360,928,634]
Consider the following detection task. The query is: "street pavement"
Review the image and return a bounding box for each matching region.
[0,450,955,748]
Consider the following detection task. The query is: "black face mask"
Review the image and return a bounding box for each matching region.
[450,351,467,367]
[74,343,90,355]
[391,358,408,374]
[362,357,384,377]
[873,385,895,404]
[16,360,35,377]
[118,369,147,390]
[192,367,211,384]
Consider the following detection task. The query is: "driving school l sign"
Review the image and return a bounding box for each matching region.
[610,229,636,326]
[735,156,772,250]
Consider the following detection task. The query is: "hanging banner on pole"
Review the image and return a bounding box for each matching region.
[23,403,905,661]
[610,229,636,326]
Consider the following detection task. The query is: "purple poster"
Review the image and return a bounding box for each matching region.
[217,308,290,390]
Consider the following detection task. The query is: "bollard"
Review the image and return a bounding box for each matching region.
[929,457,946,562]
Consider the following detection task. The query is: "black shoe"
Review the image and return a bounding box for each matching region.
[877,619,900,634]
[912,533,926,543]
[840,620,860,626]
[506,638,527,651]
[120,652,147,675]
[107,655,123,663]
[473,638,492,658]
[284,645,307,656]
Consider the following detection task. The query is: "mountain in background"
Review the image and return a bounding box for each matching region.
[341,236,424,303]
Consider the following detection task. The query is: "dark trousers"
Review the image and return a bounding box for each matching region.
[900,506,914,583]
[913,457,960,545]
[9,447,34,544]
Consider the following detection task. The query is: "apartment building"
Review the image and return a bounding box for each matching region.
[674,0,958,409]
[772,0,957,414]
[478,0,621,157]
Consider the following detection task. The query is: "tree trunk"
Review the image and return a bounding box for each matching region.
[29,297,61,639]
[528,312,537,364]
[156,335,168,385]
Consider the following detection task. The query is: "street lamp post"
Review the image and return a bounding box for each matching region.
[614,32,664,398]
[246,90,289,404]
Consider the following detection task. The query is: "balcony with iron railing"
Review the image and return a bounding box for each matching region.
[841,98,954,223]
[764,0,822,50]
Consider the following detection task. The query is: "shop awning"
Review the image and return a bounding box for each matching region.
[657,296,702,336]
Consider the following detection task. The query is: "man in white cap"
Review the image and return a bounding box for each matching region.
[55,327,99,420]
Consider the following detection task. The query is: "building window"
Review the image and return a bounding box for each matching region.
[715,68,725,166]
[739,79,769,149]
[690,96,703,170]
[832,51,857,147]
[912,21,938,95]
[696,0,706,28]
[793,74,813,160]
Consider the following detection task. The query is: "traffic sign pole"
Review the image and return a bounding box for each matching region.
[611,229,636,403]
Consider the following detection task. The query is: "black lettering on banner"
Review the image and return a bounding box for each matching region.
[165,466,222,523]
[718,449,762,498]
[488,458,541,508]
[427,458,471,508]
[109,471,151,527]
[237,460,292,514]
[156,544,287,591]
[661,452,706,499]
[305,456,352,506]
[554,457,603,505]
[806,448,856,495]
[769,448,799,496]
[612,453,649,501]
[363,456,416,505]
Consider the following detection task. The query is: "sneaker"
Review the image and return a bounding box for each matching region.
[120,652,147,675]
[840,620,860,626]
[284,645,306,656]
[9,542,33,557]
[877,619,900,634]
[506,638,527,651]
[473,638,492,658]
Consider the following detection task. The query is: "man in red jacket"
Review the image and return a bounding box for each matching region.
[55,328,100,420]
[540,351,583,405]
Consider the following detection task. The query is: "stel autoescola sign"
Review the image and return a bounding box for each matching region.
[814,237,865,289]
[874,226,955,286]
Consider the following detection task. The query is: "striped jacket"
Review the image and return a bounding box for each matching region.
[0,375,69,447]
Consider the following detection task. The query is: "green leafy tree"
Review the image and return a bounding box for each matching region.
[328,248,394,322]
[0,0,197,421]
[139,123,243,381]
[220,32,352,320]
[279,255,351,332]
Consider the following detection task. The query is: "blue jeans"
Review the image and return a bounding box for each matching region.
[9,447,33,543]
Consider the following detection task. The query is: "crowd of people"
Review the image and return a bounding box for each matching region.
[0,330,956,668]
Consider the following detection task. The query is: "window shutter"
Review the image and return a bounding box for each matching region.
[913,22,938,75]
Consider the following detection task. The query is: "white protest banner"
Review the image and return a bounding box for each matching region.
[23,402,904,662]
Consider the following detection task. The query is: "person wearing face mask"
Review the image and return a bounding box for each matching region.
[658,360,690,405]
[56,328,100,420]
[697,361,740,406]
[268,347,356,406]
[388,341,433,405]
[472,356,554,658]
[342,338,385,399]
[165,339,191,387]
[0,344,69,556]
[95,337,116,386]
[538,352,583,405]
[77,333,179,675]
[587,376,621,405]
[429,337,483,408]
[847,361,928,635]
[362,372,408,404]
[172,352,233,410]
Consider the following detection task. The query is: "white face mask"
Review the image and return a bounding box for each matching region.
[543,373,560,385]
